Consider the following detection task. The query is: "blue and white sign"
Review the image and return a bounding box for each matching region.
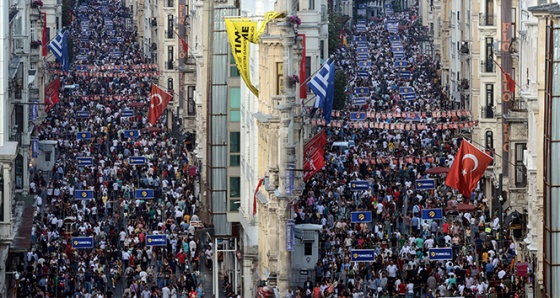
[357,54,370,60]
[146,234,167,246]
[350,180,369,191]
[358,61,372,68]
[384,3,393,9]
[350,112,367,121]
[357,47,368,54]
[76,111,90,118]
[351,211,373,223]
[121,110,134,117]
[355,87,370,96]
[135,189,155,199]
[31,138,39,158]
[124,130,140,139]
[76,157,94,166]
[422,208,443,220]
[394,61,408,68]
[399,87,416,100]
[351,249,376,262]
[389,36,400,42]
[354,36,366,42]
[352,97,368,106]
[285,163,295,195]
[357,70,369,77]
[129,156,147,165]
[429,248,453,261]
[75,190,94,200]
[416,179,436,190]
[400,71,411,78]
[72,237,94,249]
[286,220,295,251]
[76,132,92,140]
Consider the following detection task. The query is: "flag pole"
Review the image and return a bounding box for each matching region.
[492,59,522,90]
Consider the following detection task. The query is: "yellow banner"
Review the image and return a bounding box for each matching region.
[253,12,284,43]
[225,18,259,97]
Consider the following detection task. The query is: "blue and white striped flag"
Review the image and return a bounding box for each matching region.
[308,58,335,124]
[48,31,70,72]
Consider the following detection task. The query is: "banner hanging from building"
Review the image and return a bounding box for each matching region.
[225,18,259,97]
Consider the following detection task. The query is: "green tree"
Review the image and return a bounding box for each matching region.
[333,70,347,110]
[62,0,76,27]
[328,12,343,56]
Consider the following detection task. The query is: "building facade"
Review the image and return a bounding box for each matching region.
[235,0,328,296]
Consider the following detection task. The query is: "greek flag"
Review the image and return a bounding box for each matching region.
[308,58,335,124]
[48,31,69,72]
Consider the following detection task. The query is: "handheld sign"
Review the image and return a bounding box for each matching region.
[415,179,435,190]
[121,110,134,117]
[135,189,154,199]
[75,190,94,200]
[351,249,376,262]
[72,237,94,249]
[76,132,92,140]
[124,130,140,139]
[76,157,94,166]
[146,234,167,246]
[351,211,372,223]
[129,156,147,165]
[350,181,369,191]
[429,248,453,261]
[421,208,443,220]
[75,111,90,118]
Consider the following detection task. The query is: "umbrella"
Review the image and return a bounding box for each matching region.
[141,127,162,133]
[127,102,145,108]
[426,167,450,174]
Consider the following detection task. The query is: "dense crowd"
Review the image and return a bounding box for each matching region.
[18,1,209,297]
[294,7,525,298]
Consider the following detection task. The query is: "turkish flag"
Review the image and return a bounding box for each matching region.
[44,78,61,112]
[446,140,493,198]
[148,84,173,125]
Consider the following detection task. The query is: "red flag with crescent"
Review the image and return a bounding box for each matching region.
[148,84,173,125]
[446,140,493,198]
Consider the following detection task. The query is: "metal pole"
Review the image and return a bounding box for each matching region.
[213,237,218,297]
[234,238,238,294]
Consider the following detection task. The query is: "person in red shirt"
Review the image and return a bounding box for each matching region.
[398,280,407,297]
[312,283,322,298]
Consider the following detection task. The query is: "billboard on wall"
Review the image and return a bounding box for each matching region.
[501,0,513,177]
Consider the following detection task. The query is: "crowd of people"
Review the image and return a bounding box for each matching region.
[294,6,526,298]
[17,1,210,297]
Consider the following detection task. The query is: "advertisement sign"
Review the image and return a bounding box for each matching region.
[72,237,94,249]
[351,211,373,223]
[135,189,155,199]
[75,190,94,200]
[421,208,443,220]
[351,249,376,262]
[146,234,167,246]
[415,179,436,190]
[350,180,369,191]
[129,156,147,165]
[429,248,453,260]
[76,157,94,166]
[31,138,39,158]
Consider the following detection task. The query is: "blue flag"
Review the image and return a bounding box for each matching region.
[48,31,70,72]
[308,58,335,124]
